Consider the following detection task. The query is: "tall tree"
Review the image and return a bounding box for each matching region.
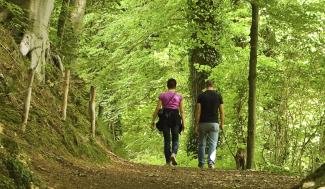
[57,0,86,65]
[17,0,55,129]
[246,0,259,169]
[19,0,55,81]
[186,0,223,155]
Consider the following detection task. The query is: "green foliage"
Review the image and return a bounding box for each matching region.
[4,157,34,189]
[0,175,15,189]
[0,0,314,176]
[208,0,325,174]
[76,0,191,164]
[258,162,291,174]
[1,138,19,157]
[0,1,22,13]
[74,0,325,174]
[0,137,37,189]
[0,0,28,39]
[186,0,228,156]
[0,0,322,180]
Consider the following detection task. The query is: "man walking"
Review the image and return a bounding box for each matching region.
[195,80,224,168]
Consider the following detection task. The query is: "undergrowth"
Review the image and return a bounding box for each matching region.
[0,25,120,187]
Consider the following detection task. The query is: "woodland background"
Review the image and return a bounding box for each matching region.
[0,0,324,183]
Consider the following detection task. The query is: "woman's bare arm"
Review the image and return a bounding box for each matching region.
[152,100,162,128]
[179,99,185,131]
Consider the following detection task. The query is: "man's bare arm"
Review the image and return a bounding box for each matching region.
[219,104,224,130]
[179,99,186,130]
[195,103,201,135]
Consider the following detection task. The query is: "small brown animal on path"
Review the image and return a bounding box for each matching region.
[235,148,246,170]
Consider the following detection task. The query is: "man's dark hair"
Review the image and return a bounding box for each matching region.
[167,78,177,89]
[206,80,213,87]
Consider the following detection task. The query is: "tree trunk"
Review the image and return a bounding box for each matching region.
[19,0,55,82]
[57,0,70,46]
[57,0,86,65]
[319,113,325,163]
[70,0,86,32]
[246,1,259,170]
[89,86,96,138]
[22,69,35,131]
[235,86,247,145]
[111,122,116,141]
[98,104,104,118]
[186,0,222,155]
[62,69,70,121]
[320,128,325,160]
[52,55,65,76]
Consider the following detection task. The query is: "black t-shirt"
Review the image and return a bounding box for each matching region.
[197,90,223,123]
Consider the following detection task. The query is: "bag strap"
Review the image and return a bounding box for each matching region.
[164,92,177,107]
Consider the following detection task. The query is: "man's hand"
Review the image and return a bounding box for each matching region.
[220,123,224,131]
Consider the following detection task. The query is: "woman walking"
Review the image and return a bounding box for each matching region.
[152,78,185,165]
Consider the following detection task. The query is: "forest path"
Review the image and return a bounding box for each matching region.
[30,146,299,189]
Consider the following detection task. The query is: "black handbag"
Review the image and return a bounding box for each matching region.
[158,108,164,118]
[156,92,176,131]
[156,119,164,131]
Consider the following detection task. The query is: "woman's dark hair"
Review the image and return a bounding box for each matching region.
[167,78,177,89]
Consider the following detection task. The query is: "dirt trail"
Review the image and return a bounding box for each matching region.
[31,151,299,189]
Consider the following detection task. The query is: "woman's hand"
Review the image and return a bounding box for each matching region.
[181,122,185,131]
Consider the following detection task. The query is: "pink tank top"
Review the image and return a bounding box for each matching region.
[159,92,182,109]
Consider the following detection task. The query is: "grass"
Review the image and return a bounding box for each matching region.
[0,25,117,187]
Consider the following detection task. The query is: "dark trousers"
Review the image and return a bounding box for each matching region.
[161,109,181,163]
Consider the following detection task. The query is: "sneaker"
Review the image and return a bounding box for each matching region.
[198,163,204,169]
[208,164,215,169]
[170,153,177,166]
[165,161,172,166]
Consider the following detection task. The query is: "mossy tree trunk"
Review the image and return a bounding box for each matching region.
[246,1,259,170]
[314,113,324,170]
[20,0,54,129]
[234,86,247,146]
[22,69,35,131]
[186,0,223,155]
[57,0,86,65]
[57,0,86,120]
[62,69,70,121]
[320,117,325,162]
[19,0,55,82]
[89,86,96,138]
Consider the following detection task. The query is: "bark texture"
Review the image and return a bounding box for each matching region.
[57,0,86,65]
[186,0,222,155]
[22,69,35,131]
[19,0,55,82]
[20,0,55,132]
[246,1,259,170]
[89,86,96,138]
[62,69,70,121]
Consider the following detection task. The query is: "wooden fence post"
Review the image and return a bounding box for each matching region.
[22,69,35,132]
[62,69,70,120]
[89,86,96,138]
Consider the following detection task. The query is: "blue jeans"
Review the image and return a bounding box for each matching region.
[198,122,219,166]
